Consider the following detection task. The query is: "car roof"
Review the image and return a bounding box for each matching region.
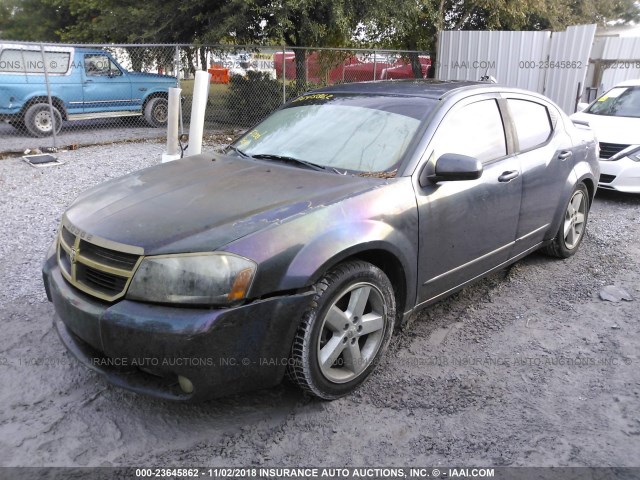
[312,79,488,100]
[614,79,640,87]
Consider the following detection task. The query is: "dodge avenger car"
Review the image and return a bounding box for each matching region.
[42,80,599,401]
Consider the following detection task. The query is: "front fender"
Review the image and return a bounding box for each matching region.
[280,220,417,305]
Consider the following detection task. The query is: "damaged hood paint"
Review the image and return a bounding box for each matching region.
[65,153,379,255]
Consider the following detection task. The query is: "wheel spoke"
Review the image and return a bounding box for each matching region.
[324,305,349,333]
[571,194,583,212]
[563,219,572,238]
[347,286,371,318]
[574,212,585,226]
[358,313,384,336]
[319,335,346,369]
[567,203,575,216]
[343,342,363,374]
[567,225,577,247]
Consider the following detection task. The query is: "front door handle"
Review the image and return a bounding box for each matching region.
[558,150,573,160]
[498,170,519,182]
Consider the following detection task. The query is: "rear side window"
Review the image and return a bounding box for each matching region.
[434,99,507,162]
[0,49,70,74]
[507,99,552,151]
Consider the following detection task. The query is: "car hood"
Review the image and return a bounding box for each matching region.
[571,111,640,145]
[127,72,177,84]
[64,154,379,255]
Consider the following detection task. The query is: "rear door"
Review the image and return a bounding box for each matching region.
[415,95,522,304]
[81,52,133,113]
[504,96,575,253]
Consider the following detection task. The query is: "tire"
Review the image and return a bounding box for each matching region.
[144,97,168,127]
[287,260,396,400]
[24,103,62,137]
[543,183,590,258]
[9,120,25,132]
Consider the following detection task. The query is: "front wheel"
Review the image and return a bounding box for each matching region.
[287,260,396,400]
[24,103,62,137]
[543,183,590,258]
[144,97,168,127]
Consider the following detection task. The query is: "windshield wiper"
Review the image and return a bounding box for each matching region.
[251,154,332,172]
[225,145,249,158]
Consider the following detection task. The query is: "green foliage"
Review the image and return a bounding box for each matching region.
[223,71,283,127]
[0,0,71,40]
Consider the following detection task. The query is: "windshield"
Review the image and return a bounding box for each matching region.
[234,93,436,173]
[587,86,640,118]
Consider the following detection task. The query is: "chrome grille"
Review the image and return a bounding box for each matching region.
[599,142,629,159]
[79,241,139,270]
[57,224,142,302]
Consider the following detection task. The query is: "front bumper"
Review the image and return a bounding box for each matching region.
[598,157,640,193]
[43,255,313,401]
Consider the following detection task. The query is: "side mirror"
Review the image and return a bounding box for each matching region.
[420,153,483,186]
[576,102,590,112]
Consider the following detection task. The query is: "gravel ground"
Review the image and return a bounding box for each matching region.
[0,143,639,468]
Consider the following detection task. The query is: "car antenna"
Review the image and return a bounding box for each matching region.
[479,66,497,83]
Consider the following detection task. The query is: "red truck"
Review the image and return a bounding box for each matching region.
[274,51,431,83]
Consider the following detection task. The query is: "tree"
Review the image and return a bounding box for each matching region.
[0,0,72,41]
[202,0,369,89]
[359,0,640,76]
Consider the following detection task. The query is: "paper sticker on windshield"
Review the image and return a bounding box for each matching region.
[598,87,627,101]
[291,93,334,104]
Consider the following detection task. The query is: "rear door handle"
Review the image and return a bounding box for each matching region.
[558,150,573,160]
[498,170,519,182]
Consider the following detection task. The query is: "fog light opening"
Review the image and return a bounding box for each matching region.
[178,375,194,394]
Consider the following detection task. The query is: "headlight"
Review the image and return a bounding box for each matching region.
[127,253,256,306]
[628,148,640,162]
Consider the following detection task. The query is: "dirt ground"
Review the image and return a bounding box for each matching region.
[0,145,639,468]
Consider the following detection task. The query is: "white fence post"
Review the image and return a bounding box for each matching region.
[162,87,182,162]
[185,70,210,157]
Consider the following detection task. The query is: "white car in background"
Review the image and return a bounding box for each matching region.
[571,79,640,193]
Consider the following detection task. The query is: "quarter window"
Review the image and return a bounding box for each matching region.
[507,99,552,151]
[434,99,507,162]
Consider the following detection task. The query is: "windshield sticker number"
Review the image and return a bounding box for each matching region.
[292,93,334,103]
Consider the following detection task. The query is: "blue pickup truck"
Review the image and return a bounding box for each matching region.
[0,44,177,136]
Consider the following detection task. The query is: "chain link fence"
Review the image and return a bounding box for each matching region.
[0,42,431,155]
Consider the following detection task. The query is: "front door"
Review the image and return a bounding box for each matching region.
[82,53,133,113]
[414,96,522,304]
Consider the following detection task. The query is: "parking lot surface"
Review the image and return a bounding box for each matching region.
[0,142,638,467]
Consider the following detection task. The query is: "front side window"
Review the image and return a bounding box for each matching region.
[507,99,552,151]
[234,94,436,174]
[433,99,506,162]
[0,49,70,74]
[587,86,640,118]
[84,54,122,76]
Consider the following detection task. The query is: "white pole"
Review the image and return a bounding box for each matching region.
[185,70,211,157]
[162,87,182,163]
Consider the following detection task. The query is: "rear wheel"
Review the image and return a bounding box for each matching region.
[287,260,396,399]
[543,183,590,258]
[9,120,25,132]
[24,103,62,137]
[144,97,168,127]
